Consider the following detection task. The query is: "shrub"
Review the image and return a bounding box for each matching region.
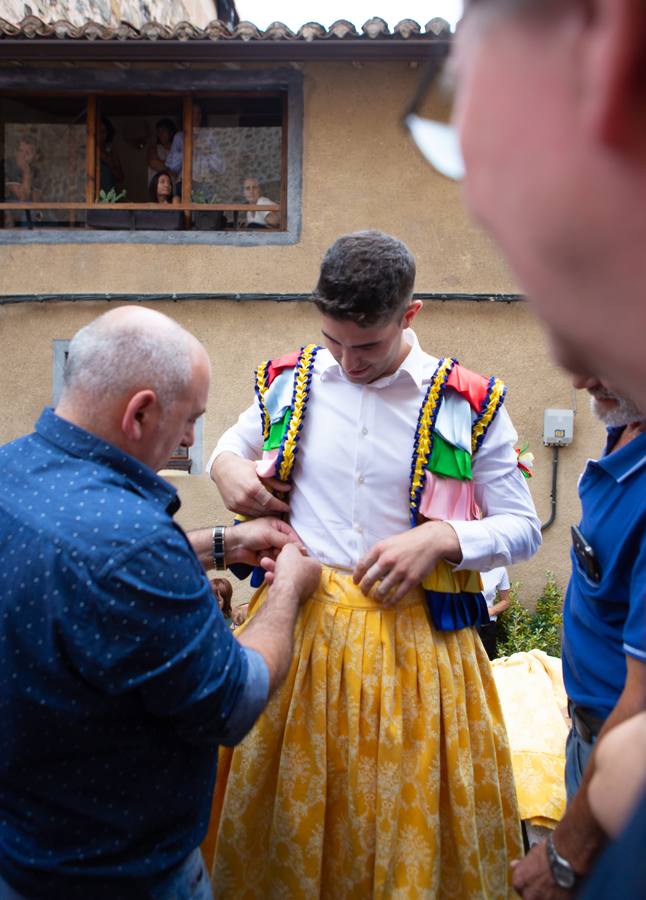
[497,572,563,658]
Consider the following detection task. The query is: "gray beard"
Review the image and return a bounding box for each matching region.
[590,393,645,428]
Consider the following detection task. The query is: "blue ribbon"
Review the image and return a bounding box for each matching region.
[424,589,490,631]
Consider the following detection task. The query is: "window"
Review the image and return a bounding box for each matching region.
[52,339,205,473]
[0,69,302,244]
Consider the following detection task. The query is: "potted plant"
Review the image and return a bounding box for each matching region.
[87,188,132,230]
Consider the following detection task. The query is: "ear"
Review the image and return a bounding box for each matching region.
[402,299,423,328]
[581,0,646,148]
[121,390,159,443]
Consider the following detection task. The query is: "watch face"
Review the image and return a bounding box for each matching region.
[547,836,577,890]
[554,862,576,890]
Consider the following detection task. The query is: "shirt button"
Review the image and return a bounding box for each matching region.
[361,426,368,436]
[357,474,365,485]
[355,524,363,534]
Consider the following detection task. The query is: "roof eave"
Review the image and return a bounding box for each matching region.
[0,37,450,63]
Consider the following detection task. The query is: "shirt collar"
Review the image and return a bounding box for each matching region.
[595,425,646,483]
[36,407,180,514]
[318,329,427,390]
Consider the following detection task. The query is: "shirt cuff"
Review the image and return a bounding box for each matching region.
[206,442,245,477]
[219,647,269,746]
[447,519,501,572]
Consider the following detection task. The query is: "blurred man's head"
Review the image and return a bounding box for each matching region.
[312,231,421,384]
[450,0,646,410]
[574,375,645,428]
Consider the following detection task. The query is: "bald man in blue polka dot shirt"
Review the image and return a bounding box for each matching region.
[0,308,320,900]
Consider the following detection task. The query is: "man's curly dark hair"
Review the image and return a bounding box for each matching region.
[312,231,416,326]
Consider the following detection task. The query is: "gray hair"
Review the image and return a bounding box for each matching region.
[62,312,193,410]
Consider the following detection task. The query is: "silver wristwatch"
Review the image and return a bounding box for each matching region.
[211,525,227,571]
[546,833,579,890]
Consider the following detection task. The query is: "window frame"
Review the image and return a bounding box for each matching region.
[0,67,303,245]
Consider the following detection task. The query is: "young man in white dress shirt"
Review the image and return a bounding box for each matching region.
[205,230,541,896]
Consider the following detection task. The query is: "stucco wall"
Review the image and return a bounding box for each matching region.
[0,61,510,293]
[0,60,607,607]
[0,297,605,606]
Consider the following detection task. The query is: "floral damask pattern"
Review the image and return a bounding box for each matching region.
[205,568,522,898]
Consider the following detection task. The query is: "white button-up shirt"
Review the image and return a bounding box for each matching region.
[209,331,541,572]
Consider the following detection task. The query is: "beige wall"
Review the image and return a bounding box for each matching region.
[0,60,607,606]
[0,61,511,296]
[0,297,605,606]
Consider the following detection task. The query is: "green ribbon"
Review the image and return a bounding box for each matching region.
[263,408,291,452]
[427,431,472,480]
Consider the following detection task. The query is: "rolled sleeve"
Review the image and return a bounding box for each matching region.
[219,647,269,746]
[450,406,541,571]
[624,542,646,663]
[206,398,264,473]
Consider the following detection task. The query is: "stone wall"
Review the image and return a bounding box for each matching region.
[0,0,217,28]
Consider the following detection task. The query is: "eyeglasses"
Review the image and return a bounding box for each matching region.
[402,55,465,182]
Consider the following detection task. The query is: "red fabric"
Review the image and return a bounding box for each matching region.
[267,351,299,386]
[446,363,490,412]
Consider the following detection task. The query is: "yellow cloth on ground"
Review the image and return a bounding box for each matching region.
[204,568,522,899]
[491,650,567,829]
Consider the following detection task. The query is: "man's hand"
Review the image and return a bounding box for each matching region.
[511,842,572,900]
[353,521,462,606]
[211,452,290,517]
[260,543,321,600]
[235,544,321,695]
[225,517,303,567]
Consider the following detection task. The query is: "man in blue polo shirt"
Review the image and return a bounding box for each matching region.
[562,379,646,800]
[0,306,320,900]
[513,376,646,897]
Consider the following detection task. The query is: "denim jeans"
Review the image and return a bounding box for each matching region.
[0,850,212,900]
[565,724,596,804]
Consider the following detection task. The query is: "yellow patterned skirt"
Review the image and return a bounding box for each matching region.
[203,567,522,898]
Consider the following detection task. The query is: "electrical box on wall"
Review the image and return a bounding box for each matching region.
[543,408,574,446]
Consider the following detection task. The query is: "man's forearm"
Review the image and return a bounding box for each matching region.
[236,583,299,694]
[554,677,646,873]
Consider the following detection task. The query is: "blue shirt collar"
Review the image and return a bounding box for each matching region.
[36,407,180,514]
[596,425,646,483]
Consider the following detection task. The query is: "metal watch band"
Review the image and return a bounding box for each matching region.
[546,833,578,890]
[211,525,227,571]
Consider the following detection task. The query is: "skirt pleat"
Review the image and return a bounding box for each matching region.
[205,568,522,898]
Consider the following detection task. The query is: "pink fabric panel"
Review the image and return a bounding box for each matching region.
[419,472,480,521]
[255,449,279,479]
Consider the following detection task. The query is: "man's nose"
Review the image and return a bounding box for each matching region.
[341,349,360,371]
[572,374,600,391]
[181,425,195,449]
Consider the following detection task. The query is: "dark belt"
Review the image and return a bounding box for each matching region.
[568,701,605,744]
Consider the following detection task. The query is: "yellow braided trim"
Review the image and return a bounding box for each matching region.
[255,360,271,440]
[471,378,505,454]
[409,357,454,504]
[277,343,318,483]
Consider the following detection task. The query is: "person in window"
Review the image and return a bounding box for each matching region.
[146,117,177,190]
[242,177,279,229]
[4,135,42,227]
[165,105,225,202]
[98,116,124,196]
[149,170,180,205]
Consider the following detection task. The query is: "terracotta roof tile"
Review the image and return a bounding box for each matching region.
[0,14,453,42]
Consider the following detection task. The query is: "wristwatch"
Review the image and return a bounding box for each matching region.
[211,525,227,571]
[546,833,579,890]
